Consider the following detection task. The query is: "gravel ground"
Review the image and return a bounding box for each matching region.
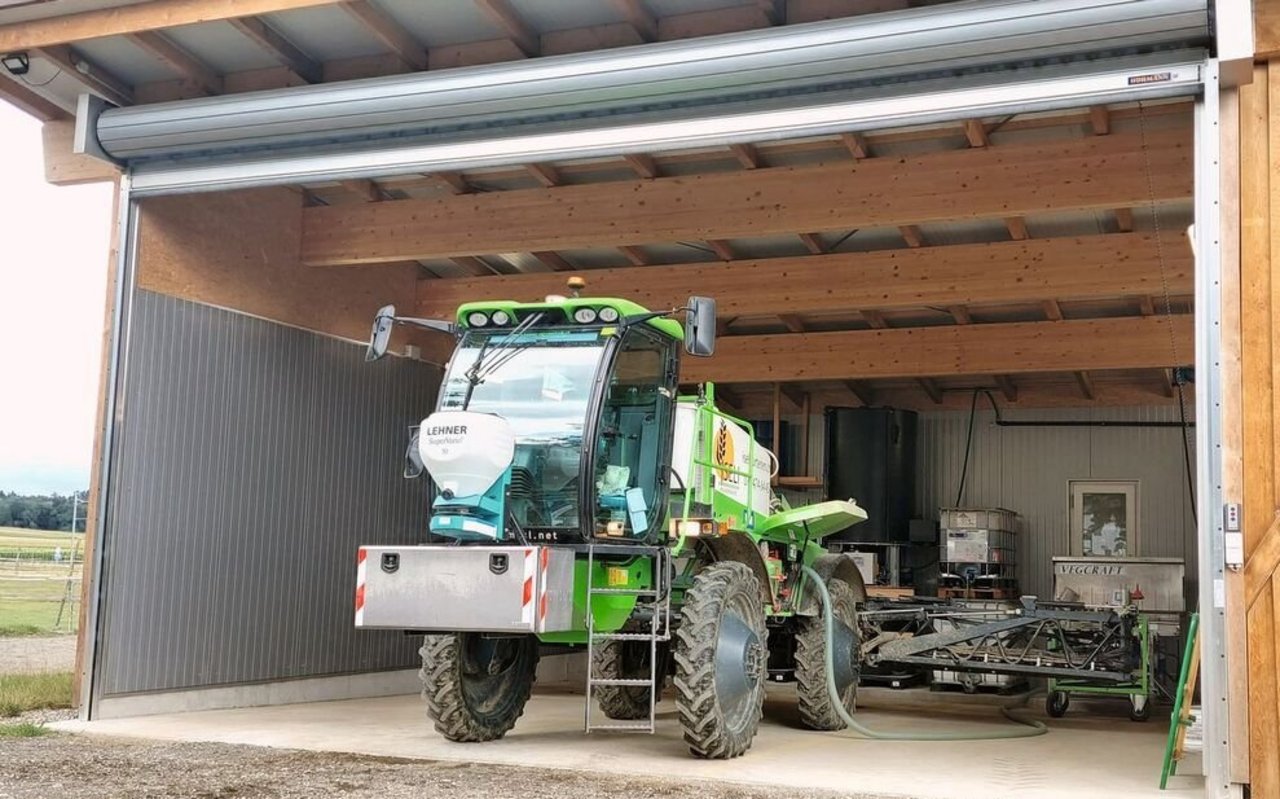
[0,636,76,675]
[0,733,853,799]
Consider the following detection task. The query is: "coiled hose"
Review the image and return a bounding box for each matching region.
[800,565,1048,740]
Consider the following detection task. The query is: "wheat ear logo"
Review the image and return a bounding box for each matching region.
[713,421,735,480]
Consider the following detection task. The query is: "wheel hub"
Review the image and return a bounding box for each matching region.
[714,612,763,721]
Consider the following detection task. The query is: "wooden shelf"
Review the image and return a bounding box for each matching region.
[773,476,824,490]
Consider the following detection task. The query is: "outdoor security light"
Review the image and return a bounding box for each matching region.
[2,52,30,76]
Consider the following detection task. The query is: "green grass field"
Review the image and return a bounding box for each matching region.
[0,529,82,636]
[0,672,73,718]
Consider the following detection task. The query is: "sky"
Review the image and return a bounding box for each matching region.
[0,102,114,495]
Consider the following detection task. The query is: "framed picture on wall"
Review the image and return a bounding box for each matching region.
[1069,480,1140,557]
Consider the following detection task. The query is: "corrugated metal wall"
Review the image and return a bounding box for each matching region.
[97,291,438,697]
[915,405,1198,599]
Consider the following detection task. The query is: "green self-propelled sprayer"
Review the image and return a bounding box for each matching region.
[356,280,869,758]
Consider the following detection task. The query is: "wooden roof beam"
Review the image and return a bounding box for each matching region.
[899,224,924,248]
[303,129,1192,264]
[1005,216,1029,241]
[679,317,1194,384]
[415,233,1194,319]
[778,314,806,333]
[1159,368,1176,398]
[610,0,658,42]
[779,382,808,409]
[451,256,501,276]
[948,305,973,325]
[340,0,427,71]
[758,0,785,25]
[33,45,133,106]
[0,74,68,120]
[341,178,385,202]
[127,31,222,94]
[1115,207,1135,232]
[1138,295,1157,316]
[0,0,346,52]
[1075,370,1096,401]
[475,0,540,57]
[623,154,659,179]
[429,171,472,194]
[1042,299,1064,321]
[861,309,888,329]
[840,132,868,159]
[228,16,321,83]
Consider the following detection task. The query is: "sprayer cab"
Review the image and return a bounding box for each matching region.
[366,285,717,545]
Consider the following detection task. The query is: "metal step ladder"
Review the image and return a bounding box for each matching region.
[584,542,671,733]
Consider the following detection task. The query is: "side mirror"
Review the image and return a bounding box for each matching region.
[684,296,716,357]
[404,425,424,478]
[366,304,396,362]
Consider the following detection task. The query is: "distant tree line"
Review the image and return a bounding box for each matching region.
[0,491,88,531]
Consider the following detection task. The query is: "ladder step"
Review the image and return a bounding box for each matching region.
[588,722,654,732]
[590,678,654,687]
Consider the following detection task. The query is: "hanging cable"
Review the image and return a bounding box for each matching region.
[954,389,980,507]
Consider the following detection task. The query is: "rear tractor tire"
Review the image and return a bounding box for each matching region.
[795,578,861,730]
[419,632,539,742]
[593,626,665,721]
[674,561,768,759]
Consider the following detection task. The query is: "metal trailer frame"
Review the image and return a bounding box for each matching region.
[74,16,1238,798]
[1047,614,1153,715]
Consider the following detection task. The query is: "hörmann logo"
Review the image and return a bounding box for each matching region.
[425,425,468,436]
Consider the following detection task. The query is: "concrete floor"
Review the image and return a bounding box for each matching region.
[55,685,1204,799]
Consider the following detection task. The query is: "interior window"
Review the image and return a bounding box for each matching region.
[593,329,673,538]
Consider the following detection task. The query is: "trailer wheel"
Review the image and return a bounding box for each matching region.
[419,632,539,742]
[1046,690,1070,718]
[674,561,768,759]
[594,627,664,720]
[795,578,861,730]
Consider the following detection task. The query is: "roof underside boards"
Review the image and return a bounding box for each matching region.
[0,0,1199,408]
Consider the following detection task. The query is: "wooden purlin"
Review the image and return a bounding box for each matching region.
[415,233,1192,319]
[303,129,1192,265]
[679,316,1193,384]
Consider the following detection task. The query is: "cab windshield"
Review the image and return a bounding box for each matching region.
[439,328,607,531]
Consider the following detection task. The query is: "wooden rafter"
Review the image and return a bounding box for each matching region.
[531,251,572,271]
[340,0,426,71]
[451,255,501,276]
[706,239,734,261]
[525,162,562,187]
[918,378,944,405]
[1005,216,1030,240]
[1159,368,1176,398]
[778,314,806,333]
[798,233,825,254]
[0,0,345,51]
[415,233,1193,318]
[0,74,68,120]
[899,225,924,248]
[1115,207,1135,232]
[1090,105,1111,135]
[429,172,472,194]
[228,16,321,83]
[962,118,990,147]
[1075,371,1096,400]
[475,0,539,57]
[623,154,659,179]
[994,375,1018,402]
[127,31,222,94]
[839,132,868,159]
[1042,299,1064,321]
[730,143,762,169]
[861,309,888,329]
[679,317,1194,385]
[303,129,1192,265]
[757,0,784,25]
[779,382,807,409]
[618,245,649,266]
[1138,295,1157,316]
[341,178,384,203]
[948,305,973,325]
[610,0,657,42]
[33,45,133,106]
[844,380,875,407]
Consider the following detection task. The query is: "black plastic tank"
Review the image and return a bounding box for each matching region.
[824,408,917,543]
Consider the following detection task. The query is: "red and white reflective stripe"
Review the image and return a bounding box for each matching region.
[520,548,536,625]
[355,548,367,626]
[538,548,550,625]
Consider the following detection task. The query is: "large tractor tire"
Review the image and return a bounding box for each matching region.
[593,627,664,720]
[419,632,539,742]
[795,578,861,730]
[674,561,768,759]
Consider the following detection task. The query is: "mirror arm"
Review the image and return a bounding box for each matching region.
[391,316,456,336]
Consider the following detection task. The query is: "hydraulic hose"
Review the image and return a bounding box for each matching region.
[800,565,1048,740]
